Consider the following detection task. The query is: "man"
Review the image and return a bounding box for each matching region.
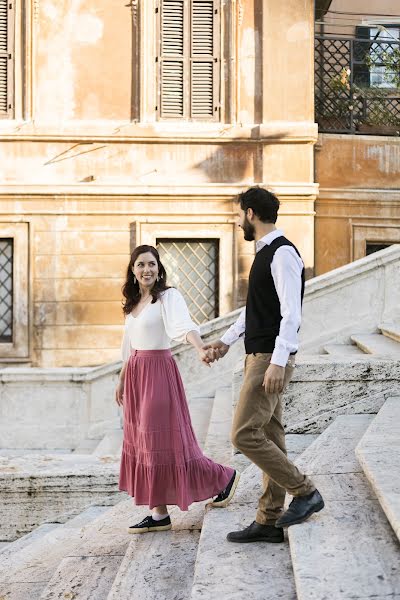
[208,186,324,543]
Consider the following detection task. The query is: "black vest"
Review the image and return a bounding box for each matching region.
[244,236,305,354]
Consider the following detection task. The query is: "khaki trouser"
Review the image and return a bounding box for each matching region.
[232,353,315,525]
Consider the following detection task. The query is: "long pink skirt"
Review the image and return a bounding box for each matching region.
[119,349,234,511]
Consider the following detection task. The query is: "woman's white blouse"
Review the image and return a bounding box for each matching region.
[121,288,200,360]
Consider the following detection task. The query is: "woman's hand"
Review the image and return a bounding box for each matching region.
[197,346,214,367]
[115,380,124,406]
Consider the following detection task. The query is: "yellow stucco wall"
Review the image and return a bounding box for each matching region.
[0,0,317,367]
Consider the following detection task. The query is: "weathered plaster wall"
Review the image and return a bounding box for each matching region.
[315,134,400,274]
[35,0,133,122]
[0,0,317,367]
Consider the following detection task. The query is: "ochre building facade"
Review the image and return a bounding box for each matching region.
[0,0,317,367]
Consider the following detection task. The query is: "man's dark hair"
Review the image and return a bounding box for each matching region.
[236,186,280,224]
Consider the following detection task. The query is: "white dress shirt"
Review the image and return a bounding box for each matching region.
[220,229,303,367]
[121,288,200,361]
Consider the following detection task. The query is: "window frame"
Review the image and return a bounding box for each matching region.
[0,222,30,360]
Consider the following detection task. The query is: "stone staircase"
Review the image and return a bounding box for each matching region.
[1,386,399,598]
[323,322,400,359]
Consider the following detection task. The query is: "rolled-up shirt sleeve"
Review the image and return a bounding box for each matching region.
[161,288,200,343]
[121,318,132,362]
[220,307,246,346]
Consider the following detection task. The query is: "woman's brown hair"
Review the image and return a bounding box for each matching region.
[122,245,170,315]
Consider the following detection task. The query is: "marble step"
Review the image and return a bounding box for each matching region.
[40,498,206,600]
[38,499,138,600]
[323,343,367,356]
[351,333,400,357]
[0,524,59,557]
[107,530,201,600]
[356,396,400,542]
[380,322,400,343]
[203,386,234,466]
[0,452,120,541]
[187,394,216,450]
[0,504,114,600]
[191,462,297,600]
[289,414,400,600]
[92,430,123,457]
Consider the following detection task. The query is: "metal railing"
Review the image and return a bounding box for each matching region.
[315,34,400,135]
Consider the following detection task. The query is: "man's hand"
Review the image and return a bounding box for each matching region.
[203,339,230,362]
[263,364,285,394]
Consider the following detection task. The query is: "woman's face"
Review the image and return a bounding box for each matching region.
[132,252,159,290]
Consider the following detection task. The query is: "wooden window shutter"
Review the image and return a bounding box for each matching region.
[190,0,219,120]
[159,0,186,118]
[157,0,220,120]
[0,0,14,118]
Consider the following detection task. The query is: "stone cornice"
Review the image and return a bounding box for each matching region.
[0,183,319,197]
[0,122,319,144]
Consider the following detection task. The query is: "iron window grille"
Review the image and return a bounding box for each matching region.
[0,238,13,342]
[315,31,400,134]
[157,238,219,324]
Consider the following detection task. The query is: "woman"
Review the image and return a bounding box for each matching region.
[116,245,240,533]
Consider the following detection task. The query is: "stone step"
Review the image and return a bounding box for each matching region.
[39,496,206,600]
[351,333,400,357]
[356,396,400,542]
[323,343,367,356]
[0,524,59,557]
[92,430,123,457]
[380,322,400,343]
[187,394,216,450]
[186,371,234,451]
[288,414,400,600]
[108,530,201,600]
[0,504,113,600]
[203,386,233,466]
[191,463,297,600]
[233,356,400,435]
[39,499,140,600]
[0,452,120,541]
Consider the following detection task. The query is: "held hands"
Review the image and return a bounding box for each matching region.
[263,364,285,394]
[198,339,230,366]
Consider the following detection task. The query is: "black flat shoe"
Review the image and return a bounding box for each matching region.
[275,489,324,528]
[208,470,241,508]
[227,521,284,543]
[127,515,172,534]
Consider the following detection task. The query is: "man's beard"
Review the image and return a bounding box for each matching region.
[242,217,255,241]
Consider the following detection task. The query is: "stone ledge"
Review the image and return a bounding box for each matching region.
[356,397,400,542]
[233,357,399,433]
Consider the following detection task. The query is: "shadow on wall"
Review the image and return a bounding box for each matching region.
[194,127,290,183]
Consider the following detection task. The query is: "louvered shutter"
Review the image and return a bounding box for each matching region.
[190,0,219,119]
[0,0,14,118]
[157,0,220,120]
[159,0,186,118]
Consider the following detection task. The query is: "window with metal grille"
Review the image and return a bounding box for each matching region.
[0,238,13,342]
[157,239,219,324]
[0,0,14,118]
[156,0,220,120]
